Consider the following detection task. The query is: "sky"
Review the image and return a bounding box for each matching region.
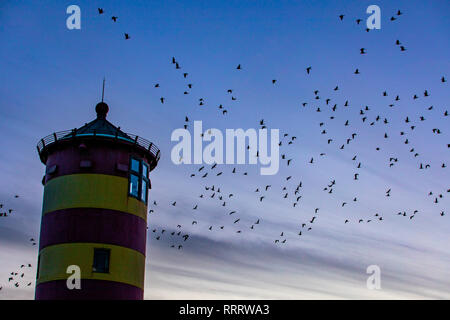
[0,0,449,299]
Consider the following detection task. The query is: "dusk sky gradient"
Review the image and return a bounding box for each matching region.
[0,0,449,299]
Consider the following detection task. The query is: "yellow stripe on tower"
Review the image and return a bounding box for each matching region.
[37,243,145,289]
[42,174,147,221]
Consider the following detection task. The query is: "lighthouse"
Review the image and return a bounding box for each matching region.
[35,100,160,299]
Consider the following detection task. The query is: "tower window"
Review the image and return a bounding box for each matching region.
[128,157,150,204]
[130,158,140,173]
[143,162,149,179]
[141,180,148,202]
[93,248,110,273]
[129,174,139,197]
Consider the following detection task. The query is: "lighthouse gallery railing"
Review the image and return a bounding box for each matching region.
[37,129,160,162]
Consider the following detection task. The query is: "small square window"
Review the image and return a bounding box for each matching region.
[129,174,139,197]
[130,158,140,173]
[93,248,110,273]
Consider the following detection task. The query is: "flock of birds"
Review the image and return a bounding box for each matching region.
[2,263,34,291]
[142,10,448,249]
[0,194,19,217]
[96,7,130,39]
[0,195,36,293]
[0,7,448,294]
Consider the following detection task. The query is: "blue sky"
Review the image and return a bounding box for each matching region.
[0,0,449,299]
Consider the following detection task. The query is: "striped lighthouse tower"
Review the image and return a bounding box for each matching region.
[35,101,160,299]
